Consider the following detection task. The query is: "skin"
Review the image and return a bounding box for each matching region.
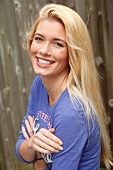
[22,116,62,153]
[30,19,69,106]
[22,116,57,169]
[20,19,69,169]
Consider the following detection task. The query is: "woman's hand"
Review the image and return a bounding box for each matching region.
[22,116,63,154]
[21,116,48,170]
[32,128,63,154]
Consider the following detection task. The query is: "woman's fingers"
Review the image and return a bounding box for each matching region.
[49,128,55,133]
[22,116,34,139]
[32,142,57,154]
[22,126,29,139]
[28,116,34,131]
[40,128,63,145]
[33,135,62,153]
[34,128,63,153]
[25,119,34,137]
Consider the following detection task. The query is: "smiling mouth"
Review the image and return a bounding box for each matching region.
[37,58,54,65]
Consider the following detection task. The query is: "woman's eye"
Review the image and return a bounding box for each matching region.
[54,42,64,47]
[34,37,43,42]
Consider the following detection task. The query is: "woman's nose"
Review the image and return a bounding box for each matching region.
[38,42,51,56]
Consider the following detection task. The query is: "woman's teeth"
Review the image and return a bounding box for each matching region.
[38,59,52,65]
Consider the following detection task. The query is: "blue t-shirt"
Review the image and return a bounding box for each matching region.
[16,76,101,170]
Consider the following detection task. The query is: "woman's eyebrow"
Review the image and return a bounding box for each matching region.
[34,33,44,37]
[53,38,66,44]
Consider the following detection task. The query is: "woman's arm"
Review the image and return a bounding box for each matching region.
[22,116,47,170]
[50,109,88,170]
[22,116,63,154]
[21,116,48,170]
[21,116,63,169]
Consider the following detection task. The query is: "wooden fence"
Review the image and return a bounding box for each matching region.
[0,0,113,169]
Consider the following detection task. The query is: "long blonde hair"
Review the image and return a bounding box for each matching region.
[26,3,112,169]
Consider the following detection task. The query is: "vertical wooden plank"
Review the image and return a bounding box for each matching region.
[102,0,113,146]
[84,0,108,106]
[0,1,16,169]
[34,0,53,9]
[75,0,88,22]
[0,0,26,131]
[13,0,36,96]
[0,0,34,169]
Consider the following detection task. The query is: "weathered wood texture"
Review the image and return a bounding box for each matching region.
[0,0,112,170]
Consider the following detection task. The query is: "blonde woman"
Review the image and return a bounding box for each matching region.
[16,3,112,170]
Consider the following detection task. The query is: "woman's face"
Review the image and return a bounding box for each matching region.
[30,19,69,79]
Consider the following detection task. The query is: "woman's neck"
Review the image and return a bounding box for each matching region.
[42,74,68,107]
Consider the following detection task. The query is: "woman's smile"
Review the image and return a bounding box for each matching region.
[36,57,55,67]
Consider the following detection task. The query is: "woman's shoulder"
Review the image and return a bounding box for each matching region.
[55,94,87,123]
[32,75,42,85]
[29,76,45,98]
[31,75,43,90]
[55,93,99,134]
[57,90,85,112]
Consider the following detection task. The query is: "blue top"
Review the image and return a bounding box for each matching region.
[16,76,101,170]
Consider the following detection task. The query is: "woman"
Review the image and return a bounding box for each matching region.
[16,3,112,170]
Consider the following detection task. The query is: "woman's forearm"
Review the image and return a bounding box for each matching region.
[19,139,36,162]
[19,139,48,169]
[34,159,48,170]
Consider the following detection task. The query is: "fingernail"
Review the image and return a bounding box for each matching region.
[59,146,63,150]
[55,150,60,153]
[59,141,63,145]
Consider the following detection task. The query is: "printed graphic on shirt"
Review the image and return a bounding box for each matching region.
[42,153,53,163]
[33,111,53,164]
[33,118,40,134]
